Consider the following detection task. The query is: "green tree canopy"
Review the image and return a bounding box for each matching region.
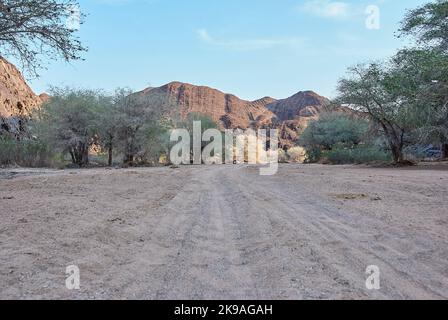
[335,63,419,163]
[399,0,448,52]
[33,87,104,166]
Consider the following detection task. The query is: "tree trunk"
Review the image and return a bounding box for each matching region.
[124,154,134,166]
[108,146,113,167]
[70,143,89,167]
[442,143,448,159]
[391,146,401,163]
[69,150,75,164]
[389,142,404,164]
[83,146,89,166]
[384,125,405,164]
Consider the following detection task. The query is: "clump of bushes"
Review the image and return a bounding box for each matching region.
[298,107,444,165]
[324,144,391,164]
[0,136,57,167]
[287,147,306,162]
[276,147,307,163]
[298,112,390,164]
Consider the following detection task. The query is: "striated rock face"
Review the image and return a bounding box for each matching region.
[0,56,334,150]
[264,91,334,149]
[134,82,277,129]
[266,90,330,121]
[135,82,333,148]
[0,57,41,137]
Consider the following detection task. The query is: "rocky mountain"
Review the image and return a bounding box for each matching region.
[267,90,331,121]
[0,57,42,137]
[134,82,277,129]
[135,82,333,148]
[266,91,346,148]
[38,93,51,103]
[0,56,334,149]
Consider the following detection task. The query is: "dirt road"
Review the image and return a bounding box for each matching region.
[0,164,447,299]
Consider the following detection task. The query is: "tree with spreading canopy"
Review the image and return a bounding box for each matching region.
[398,0,448,158]
[389,49,448,158]
[113,88,169,166]
[335,0,448,162]
[335,63,418,163]
[33,88,104,167]
[94,94,118,166]
[0,0,86,75]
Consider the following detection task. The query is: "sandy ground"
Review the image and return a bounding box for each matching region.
[0,164,447,300]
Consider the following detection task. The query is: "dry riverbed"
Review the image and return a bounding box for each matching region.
[0,164,447,299]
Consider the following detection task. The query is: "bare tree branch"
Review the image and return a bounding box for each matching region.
[0,0,87,77]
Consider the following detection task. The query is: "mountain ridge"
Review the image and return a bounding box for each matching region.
[134,81,330,128]
[133,81,334,149]
[0,56,334,148]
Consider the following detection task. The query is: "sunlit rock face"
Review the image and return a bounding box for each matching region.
[0,57,42,137]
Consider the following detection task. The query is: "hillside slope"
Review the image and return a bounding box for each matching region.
[134,82,277,129]
[134,82,333,148]
[0,57,41,137]
[0,57,335,148]
[267,90,330,121]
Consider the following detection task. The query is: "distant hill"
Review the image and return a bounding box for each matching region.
[134,81,334,148]
[134,81,277,129]
[267,90,330,121]
[0,57,339,148]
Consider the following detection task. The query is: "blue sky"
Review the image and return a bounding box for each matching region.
[28,0,428,100]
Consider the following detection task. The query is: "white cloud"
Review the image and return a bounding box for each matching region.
[196,29,305,51]
[297,0,350,18]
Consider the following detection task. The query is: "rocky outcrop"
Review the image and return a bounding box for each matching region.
[135,82,333,148]
[266,90,330,121]
[0,56,335,149]
[134,82,277,129]
[38,93,51,104]
[0,57,41,137]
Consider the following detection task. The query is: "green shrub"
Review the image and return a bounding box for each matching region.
[324,145,391,164]
[299,112,373,163]
[304,147,322,163]
[299,112,369,151]
[0,136,57,167]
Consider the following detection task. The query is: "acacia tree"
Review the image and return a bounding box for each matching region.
[336,63,418,163]
[114,88,165,165]
[95,95,120,166]
[34,88,101,167]
[398,0,448,158]
[114,89,144,165]
[0,0,86,75]
[139,120,170,165]
[390,49,448,158]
